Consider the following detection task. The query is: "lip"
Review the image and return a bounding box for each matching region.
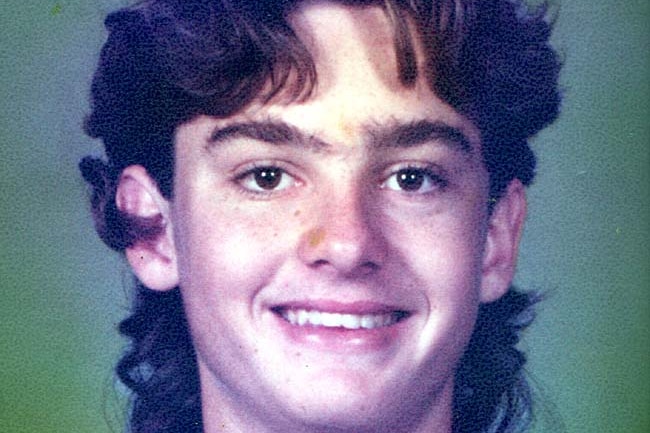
[268,300,413,353]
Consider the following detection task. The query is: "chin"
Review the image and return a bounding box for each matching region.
[264,367,442,433]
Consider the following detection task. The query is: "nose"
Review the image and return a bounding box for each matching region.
[298,187,385,276]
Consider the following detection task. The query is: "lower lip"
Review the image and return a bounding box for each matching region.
[272,312,410,353]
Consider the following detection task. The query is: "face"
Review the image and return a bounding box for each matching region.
[155,3,518,433]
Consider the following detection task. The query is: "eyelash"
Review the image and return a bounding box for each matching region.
[233,163,449,197]
[382,164,449,195]
[233,163,299,197]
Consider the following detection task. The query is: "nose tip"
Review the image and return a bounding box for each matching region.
[298,205,384,276]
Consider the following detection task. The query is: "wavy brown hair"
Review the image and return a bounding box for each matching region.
[80,0,561,432]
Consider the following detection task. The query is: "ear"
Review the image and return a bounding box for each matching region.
[479,179,527,303]
[116,165,179,291]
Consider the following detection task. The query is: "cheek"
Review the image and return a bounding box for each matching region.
[390,208,486,274]
[173,200,297,295]
[172,209,277,357]
[391,208,486,325]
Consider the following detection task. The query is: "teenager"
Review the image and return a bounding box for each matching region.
[81,1,561,431]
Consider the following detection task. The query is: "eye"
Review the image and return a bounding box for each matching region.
[382,166,447,194]
[237,165,296,193]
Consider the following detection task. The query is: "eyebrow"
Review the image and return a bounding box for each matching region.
[370,120,472,153]
[207,119,472,154]
[208,121,330,153]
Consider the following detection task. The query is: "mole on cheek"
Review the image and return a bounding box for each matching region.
[308,228,326,247]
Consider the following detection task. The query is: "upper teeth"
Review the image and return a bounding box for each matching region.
[282,309,400,330]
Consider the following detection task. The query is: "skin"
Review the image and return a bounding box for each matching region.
[116,2,526,432]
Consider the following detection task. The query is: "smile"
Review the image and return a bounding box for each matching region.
[276,308,409,330]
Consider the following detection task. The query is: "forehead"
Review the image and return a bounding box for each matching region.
[174,2,480,157]
[289,2,405,93]
[203,2,480,148]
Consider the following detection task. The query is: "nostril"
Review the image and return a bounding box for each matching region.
[360,261,380,275]
[312,259,329,267]
[365,262,379,270]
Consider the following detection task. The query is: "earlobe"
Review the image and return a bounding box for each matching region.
[480,180,527,303]
[116,165,179,291]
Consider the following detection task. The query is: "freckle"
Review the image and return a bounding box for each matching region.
[308,228,326,247]
[294,209,301,217]
[338,119,355,143]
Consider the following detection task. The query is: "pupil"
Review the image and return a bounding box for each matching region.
[254,168,281,189]
[397,169,423,191]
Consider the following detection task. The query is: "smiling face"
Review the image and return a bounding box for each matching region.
[118,3,526,433]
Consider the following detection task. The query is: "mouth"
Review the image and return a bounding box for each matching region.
[268,302,413,352]
[271,306,410,330]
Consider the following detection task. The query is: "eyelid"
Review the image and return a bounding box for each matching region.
[232,161,302,197]
[380,162,449,193]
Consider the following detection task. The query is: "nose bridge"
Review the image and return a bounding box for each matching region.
[299,179,383,274]
[323,182,369,245]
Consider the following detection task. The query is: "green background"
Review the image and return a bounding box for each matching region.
[1,1,647,432]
